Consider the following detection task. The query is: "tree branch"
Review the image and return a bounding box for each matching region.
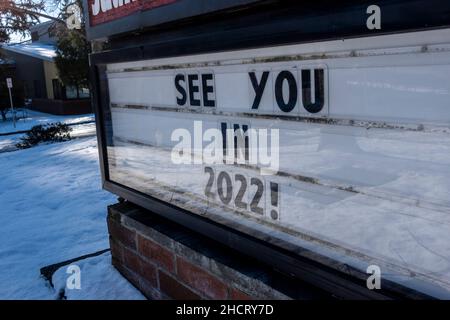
[0,1,87,39]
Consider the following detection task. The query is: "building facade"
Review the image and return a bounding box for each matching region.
[0,22,91,115]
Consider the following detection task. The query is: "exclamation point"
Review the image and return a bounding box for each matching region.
[270,182,279,220]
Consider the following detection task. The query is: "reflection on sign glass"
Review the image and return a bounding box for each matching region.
[103,36,450,297]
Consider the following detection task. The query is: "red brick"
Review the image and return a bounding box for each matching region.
[140,278,161,300]
[139,258,158,288]
[229,288,253,300]
[123,247,141,273]
[138,235,175,273]
[108,219,136,250]
[112,259,141,291]
[177,258,228,299]
[159,271,201,300]
[109,237,123,263]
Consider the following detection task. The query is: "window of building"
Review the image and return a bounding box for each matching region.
[65,85,78,99]
[65,85,90,99]
[78,87,90,98]
[52,79,65,100]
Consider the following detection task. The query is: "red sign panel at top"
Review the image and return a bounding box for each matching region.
[88,0,178,26]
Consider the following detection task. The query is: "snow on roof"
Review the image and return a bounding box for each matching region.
[1,42,56,62]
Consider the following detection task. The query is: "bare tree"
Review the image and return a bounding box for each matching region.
[0,0,46,42]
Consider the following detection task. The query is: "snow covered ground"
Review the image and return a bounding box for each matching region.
[0,134,21,152]
[0,136,144,300]
[0,110,97,153]
[52,251,144,300]
[0,109,94,134]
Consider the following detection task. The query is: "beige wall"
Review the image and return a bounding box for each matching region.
[43,60,59,99]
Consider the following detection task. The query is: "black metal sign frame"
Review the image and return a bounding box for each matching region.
[89,0,450,299]
[82,0,262,40]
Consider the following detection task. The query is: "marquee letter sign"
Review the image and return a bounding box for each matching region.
[90,0,450,298]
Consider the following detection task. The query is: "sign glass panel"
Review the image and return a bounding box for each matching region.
[102,36,450,297]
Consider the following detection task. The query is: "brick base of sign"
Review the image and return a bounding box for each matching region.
[107,202,328,300]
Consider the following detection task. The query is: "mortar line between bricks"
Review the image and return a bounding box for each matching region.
[134,226,271,298]
[162,258,207,299]
[121,215,176,250]
[178,254,225,285]
[138,234,176,274]
[119,234,282,299]
[174,240,290,299]
[156,266,161,292]
[177,256,229,299]
[174,254,178,275]
[109,205,296,299]
[159,269,206,300]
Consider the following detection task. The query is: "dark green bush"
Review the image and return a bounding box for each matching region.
[16,122,72,149]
